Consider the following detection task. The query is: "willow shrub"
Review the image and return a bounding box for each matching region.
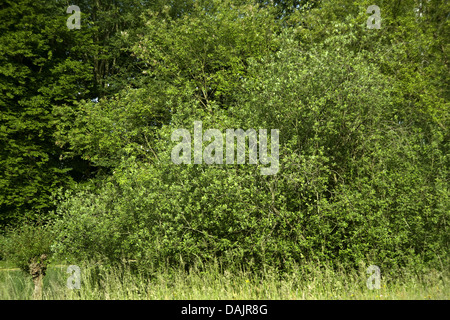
[51,31,448,275]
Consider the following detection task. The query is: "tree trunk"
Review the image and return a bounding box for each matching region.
[29,254,48,300]
[32,273,44,300]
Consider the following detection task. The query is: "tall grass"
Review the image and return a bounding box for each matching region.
[0,261,448,300]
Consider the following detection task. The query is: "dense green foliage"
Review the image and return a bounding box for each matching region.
[1,0,448,276]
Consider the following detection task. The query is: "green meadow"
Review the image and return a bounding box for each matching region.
[1,261,447,300]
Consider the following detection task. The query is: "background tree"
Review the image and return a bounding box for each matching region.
[0,0,165,228]
[0,0,92,227]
